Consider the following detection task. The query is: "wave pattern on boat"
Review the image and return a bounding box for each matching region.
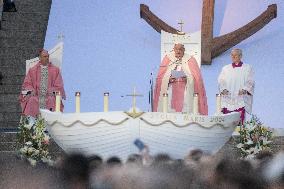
[40,109,240,160]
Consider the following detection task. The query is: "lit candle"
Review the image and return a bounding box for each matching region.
[104,92,109,112]
[216,94,221,115]
[193,93,199,115]
[75,92,81,113]
[55,91,61,112]
[162,93,168,113]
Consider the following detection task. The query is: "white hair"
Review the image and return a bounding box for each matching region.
[231,48,242,57]
[174,43,185,49]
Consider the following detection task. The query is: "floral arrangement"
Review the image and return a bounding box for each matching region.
[17,115,53,166]
[237,115,274,159]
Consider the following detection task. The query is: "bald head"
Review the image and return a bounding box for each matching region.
[39,49,49,66]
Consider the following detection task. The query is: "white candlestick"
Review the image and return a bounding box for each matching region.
[133,87,136,113]
[75,92,81,113]
[193,93,199,115]
[162,93,168,113]
[216,94,221,115]
[55,91,61,112]
[104,92,109,112]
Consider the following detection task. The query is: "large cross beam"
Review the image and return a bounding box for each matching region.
[140,1,277,65]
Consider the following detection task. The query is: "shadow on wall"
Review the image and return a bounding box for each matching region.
[0,72,3,85]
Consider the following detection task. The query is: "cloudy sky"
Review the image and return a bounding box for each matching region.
[44,0,284,128]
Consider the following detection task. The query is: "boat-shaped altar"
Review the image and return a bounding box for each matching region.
[40,109,240,160]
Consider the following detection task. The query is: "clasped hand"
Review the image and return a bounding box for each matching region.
[22,90,35,96]
[221,89,247,95]
[169,77,176,83]
[238,89,248,95]
[169,76,186,83]
[221,89,229,95]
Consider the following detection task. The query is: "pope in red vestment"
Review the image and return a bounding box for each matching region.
[153,44,208,115]
[19,49,66,117]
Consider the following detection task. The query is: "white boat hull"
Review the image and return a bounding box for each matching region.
[40,110,240,160]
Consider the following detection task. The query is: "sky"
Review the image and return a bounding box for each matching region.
[44,0,284,128]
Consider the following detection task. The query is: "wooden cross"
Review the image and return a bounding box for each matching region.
[126,87,143,113]
[140,3,277,64]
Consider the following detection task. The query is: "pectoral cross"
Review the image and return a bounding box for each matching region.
[126,87,143,113]
[178,19,184,33]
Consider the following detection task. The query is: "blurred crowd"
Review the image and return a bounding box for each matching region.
[0,148,283,189]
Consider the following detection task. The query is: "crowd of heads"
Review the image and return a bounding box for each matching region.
[1,149,284,189]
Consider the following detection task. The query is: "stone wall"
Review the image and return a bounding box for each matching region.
[0,0,52,129]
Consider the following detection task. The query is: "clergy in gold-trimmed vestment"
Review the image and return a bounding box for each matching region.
[153,44,208,115]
